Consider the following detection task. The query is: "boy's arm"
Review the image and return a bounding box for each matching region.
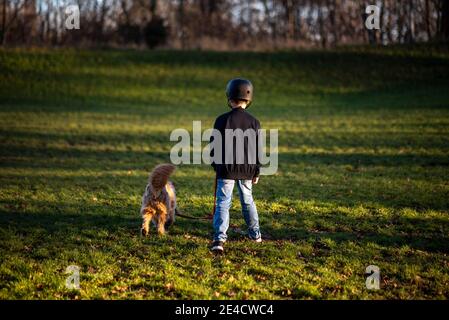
[210,118,218,172]
[254,119,261,183]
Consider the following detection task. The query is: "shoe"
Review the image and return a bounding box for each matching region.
[251,237,262,243]
[211,240,224,252]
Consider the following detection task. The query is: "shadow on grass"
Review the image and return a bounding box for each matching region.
[2,84,449,117]
[2,127,449,156]
[1,196,447,255]
[1,144,448,213]
[2,138,449,171]
[2,48,449,116]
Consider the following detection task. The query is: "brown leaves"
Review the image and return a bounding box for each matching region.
[227,290,236,297]
[164,282,174,293]
[280,289,291,297]
[254,274,267,281]
[111,284,128,294]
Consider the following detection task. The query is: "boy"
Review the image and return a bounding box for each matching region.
[210,78,262,253]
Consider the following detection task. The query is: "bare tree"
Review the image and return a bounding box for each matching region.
[1,0,27,45]
[0,0,444,49]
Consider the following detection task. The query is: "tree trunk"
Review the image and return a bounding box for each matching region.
[179,0,186,49]
[408,0,415,43]
[440,0,449,40]
[150,0,157,16]
[285,0,294,41]
[318,3,326,48]
[0,0,6,45]
[328,0,338,46]
[425,0,431,40]
[262,0,276,46]
[97,0,109,43]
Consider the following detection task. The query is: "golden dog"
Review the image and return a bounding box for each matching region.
[140,164,177,236]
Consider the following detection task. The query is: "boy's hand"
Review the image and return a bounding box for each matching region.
[252,176,259,184]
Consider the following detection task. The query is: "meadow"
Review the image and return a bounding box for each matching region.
[0,45,448,299]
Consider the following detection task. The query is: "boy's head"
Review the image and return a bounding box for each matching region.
[226,78,253,109]
[229,99,249,109]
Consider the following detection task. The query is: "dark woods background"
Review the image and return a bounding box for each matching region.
[1,0,449,50]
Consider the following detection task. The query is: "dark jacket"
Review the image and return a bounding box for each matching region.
[210,107,261,180]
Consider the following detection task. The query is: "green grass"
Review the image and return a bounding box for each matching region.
[0,45,448,299]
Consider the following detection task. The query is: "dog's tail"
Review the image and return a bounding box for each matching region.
[148,163,176,196]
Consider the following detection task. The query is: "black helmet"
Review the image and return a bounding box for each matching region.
[226,78,253,108]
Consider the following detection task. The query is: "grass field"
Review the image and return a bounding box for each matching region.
[0,45,448,299]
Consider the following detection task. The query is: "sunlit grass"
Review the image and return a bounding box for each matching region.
[0,46,448,299]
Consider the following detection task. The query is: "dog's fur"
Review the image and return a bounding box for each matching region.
[140,164,177,236]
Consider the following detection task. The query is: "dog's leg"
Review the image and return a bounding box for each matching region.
[169,199,176,224]
[165,202,176,230]
[141,208,154,237]
[156,209,167,235]
[165,207,175,229]
[165,182,176,229]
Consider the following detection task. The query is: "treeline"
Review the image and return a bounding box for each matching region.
[1,0,449,50]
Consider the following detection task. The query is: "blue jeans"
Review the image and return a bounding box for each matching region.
[213,179,261,242]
